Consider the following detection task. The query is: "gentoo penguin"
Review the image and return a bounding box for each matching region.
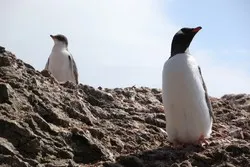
[162,26,214,145]
[45,34,79,84]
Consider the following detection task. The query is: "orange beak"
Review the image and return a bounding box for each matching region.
[192,26,202,33]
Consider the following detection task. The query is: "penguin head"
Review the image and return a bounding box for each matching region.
[50,34,68,47]
[170,26,202,58]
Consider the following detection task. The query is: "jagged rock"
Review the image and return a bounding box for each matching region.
[0,83,14,104]
[0,49,250,167]
[69,128,114,163]
[0,137,19,155]
[0,46,5,53]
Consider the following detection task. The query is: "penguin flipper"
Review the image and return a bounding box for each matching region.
[198,66,215,121]
[45,58,49,70]
[68,55,79,84]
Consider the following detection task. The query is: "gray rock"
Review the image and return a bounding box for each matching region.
[0,49,249,167]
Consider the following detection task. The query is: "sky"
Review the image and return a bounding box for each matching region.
[1,0,250,97]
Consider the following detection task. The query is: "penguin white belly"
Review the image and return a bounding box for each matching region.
[48,51,74,83]
[162,53,212,143]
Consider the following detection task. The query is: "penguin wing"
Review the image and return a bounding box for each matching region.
[45,58,49,70]
[68,54,79,84]
[198,66,215,121]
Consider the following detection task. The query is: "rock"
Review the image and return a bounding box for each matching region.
[193,152,212,162]
[180,160,192,167]
[40,69,51,77]
[88,127,105,140]
[117,156,144,167]
[145,114,166,128]
[0,155,29,167]
[103,162,123,167]
[0,49,250,166]
[171,163,180,167]
[0,137,19,155]
[0,46,5,53]
[110,137,124,152]
[70,128,114,163]
[225,144,248,156]
[0,53,15,66]
[0,83,14,104]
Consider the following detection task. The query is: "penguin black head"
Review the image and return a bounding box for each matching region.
[50,34,68,47]
[170,26,202,58]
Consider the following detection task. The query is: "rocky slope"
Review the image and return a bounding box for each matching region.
[0,47,249,167]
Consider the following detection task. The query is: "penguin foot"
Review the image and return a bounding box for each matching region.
[159,106,165,113]
[197,135,209,146]
[171,135,209,148]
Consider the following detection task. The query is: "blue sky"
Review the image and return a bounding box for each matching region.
[167,0,250,52]
[1,0,250,97]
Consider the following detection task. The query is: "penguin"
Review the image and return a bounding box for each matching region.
[162,26,214,145]
[45,34,79,84]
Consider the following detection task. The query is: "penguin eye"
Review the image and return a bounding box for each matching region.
[57,36,64,41]
[181,28,193,34]
[55,35,68,45]
[180,28,188,34]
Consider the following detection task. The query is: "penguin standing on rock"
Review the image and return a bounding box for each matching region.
[45,34,79,84]
[162,26,214,146]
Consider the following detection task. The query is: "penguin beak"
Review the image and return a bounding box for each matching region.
[192,26,202,33]
[50,35,55,39]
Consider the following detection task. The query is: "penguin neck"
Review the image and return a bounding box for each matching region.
[52,43,68,52]
[170,46,190,59]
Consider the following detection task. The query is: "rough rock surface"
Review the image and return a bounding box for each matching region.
[0,48,249,167]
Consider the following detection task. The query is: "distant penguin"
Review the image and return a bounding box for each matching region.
[45,34,79,84]
[162,26,214,145]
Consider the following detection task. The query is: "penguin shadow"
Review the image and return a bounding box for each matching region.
[103,144,205,167]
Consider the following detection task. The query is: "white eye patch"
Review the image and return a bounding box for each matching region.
[176,29,184,35]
